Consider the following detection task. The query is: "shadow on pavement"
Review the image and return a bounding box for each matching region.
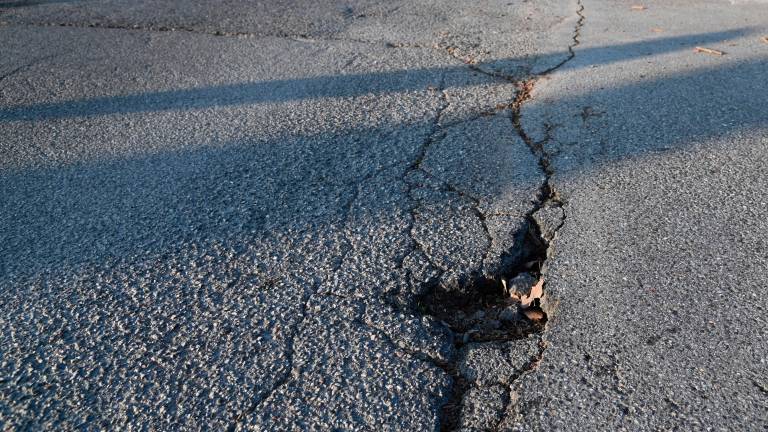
[0,0,79,8]
[1,22,766,431]
[0,28,755,121]
[2,53,767,278]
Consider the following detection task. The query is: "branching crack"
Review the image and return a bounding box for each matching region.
[0,52,59,89]
[225,161,384,430]
[412,2,584,430]
[492,339,547,430]
[403,79,452,276]
[535,1,585,76]
[224,279,314,432]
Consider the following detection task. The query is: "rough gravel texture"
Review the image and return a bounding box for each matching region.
[511,0,768,430]
[4,0,764,430]
[0,0,576,430]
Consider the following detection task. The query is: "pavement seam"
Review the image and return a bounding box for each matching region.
[0,20,425,48]
[0,20,320,40]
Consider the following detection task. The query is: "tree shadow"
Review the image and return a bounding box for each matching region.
[0,0,79,8]
[0,24,766,431]
[1,55,766,279]
[0,28,755,121]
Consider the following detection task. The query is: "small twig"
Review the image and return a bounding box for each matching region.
[694,46,724,56]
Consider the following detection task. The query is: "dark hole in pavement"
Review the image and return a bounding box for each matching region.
[420,276,544,343]
[414,217,550,431]
[416,217,549,344]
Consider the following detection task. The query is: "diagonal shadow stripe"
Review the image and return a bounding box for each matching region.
[0,28,755,121]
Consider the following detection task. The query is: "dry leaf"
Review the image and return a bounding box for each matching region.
[523,309,546,321]
[520,279,544,308]
[631,5,646,10]
[651,28,664,33]
[694,46,724,56]
[762,36,768,44]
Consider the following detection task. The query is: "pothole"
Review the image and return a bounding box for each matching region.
[417,273,545,345]
[416,213,550,341]
[408,1,579,428]
[414,216,554,431]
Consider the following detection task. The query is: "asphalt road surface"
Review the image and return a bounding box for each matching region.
[1,0,766,430]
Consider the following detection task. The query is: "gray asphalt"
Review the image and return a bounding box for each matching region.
[0,0,574,430]
[512,0,768,430]
[1,0,766,430]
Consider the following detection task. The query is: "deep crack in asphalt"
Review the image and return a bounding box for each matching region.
[413,2,584,429]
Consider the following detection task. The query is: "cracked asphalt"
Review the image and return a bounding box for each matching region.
[513,0,768,430]
[1,0,766,430]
